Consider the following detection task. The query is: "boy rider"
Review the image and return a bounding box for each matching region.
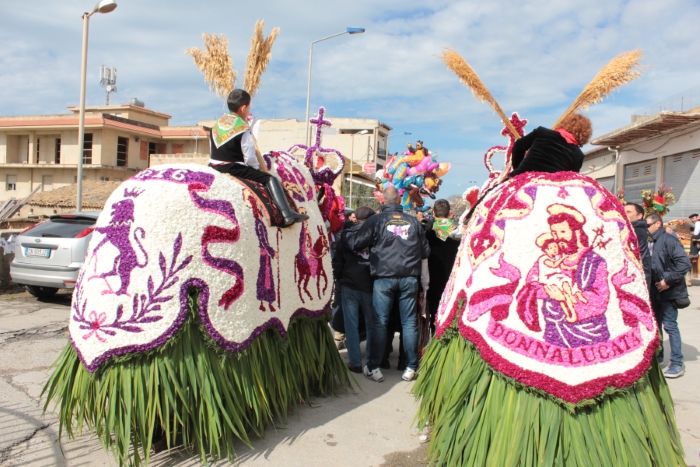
[209,89,308,226]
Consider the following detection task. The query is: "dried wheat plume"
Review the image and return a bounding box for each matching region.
[553,49,645,128]
[243,20,280,98]
[186,33,237,100]
[438,47,519,139]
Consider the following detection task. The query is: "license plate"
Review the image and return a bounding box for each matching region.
[25,248,50,257]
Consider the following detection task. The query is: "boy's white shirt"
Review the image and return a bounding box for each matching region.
[208,116,260,170]
[240,132,259,169]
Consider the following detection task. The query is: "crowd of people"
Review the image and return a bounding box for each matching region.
[330,111,698,383]
[330,186,460,383]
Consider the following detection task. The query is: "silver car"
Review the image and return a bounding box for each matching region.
[10,211,100,298]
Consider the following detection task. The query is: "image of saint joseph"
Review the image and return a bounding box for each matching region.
[516,204,611,348]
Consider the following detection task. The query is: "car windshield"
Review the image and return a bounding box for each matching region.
[23,219,94,238]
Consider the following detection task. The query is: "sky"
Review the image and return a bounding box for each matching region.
[1,0,700,199]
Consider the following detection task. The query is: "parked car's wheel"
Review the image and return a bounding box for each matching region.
[25,285,59,298]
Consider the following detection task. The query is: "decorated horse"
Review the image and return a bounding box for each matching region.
[43,108,351,466]
[413,48,685,466]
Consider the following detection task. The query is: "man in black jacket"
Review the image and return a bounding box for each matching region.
[332,207,376,373]
[344,187,431,382]
[624,203,652,288]
[646,213,692,378]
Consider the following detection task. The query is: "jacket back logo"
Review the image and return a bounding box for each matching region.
[387,224,411,240]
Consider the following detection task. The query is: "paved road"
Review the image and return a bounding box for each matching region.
[0,284,698,466]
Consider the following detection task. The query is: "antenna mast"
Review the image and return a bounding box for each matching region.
[100,65,118,105]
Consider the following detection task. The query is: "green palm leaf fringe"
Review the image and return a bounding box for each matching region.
[42,290,352,466]
[413,326,686,467]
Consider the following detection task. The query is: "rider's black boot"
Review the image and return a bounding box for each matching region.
[266,177,309,227]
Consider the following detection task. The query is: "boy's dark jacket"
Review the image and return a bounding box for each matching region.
[425,225,460,314]
[649,228,691,301]
[332,220,374,293]
[510,127,584,177]
[343,204,430,278]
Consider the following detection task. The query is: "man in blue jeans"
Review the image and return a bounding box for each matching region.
[332,206,376,373]
[646,213,692,378]
[343,187,430,382]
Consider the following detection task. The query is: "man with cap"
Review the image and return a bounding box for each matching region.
[332,206,377,373]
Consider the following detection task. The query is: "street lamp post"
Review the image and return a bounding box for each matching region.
[304,27,364,146]
[348,129,369,210]
[76,0,117,212]
[387,131,411,157]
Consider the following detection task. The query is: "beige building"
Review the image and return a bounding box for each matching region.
[584,108,700,220]
[1,105,392,210]
[0,103,207,203]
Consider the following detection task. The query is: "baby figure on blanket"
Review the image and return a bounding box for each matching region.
[535,233,587,323]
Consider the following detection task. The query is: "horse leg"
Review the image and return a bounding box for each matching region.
[303,273,313,301]
[318,268,328,299]
[316,267,322,299]
[294,260,305,303]
[260,301,266,312]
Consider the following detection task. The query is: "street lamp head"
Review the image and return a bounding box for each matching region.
[346,28,365,34]
[357,130,369,135]
[92,0,117,14]
[402,132,411,135]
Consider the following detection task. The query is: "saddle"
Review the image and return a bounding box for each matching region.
[227,176,300,228]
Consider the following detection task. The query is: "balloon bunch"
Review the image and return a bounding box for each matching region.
[373,141,451,211]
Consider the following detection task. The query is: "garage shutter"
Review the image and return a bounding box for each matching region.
[623,160,657,203]
[597,176,615,193]
[663,150,700,220]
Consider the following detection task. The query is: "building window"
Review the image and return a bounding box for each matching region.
[42,175,53,192]
[117,136,128,167]
[36,138,40,161]
[6,175,17,191]
[83,133,93,164]
[73,175,87,183]
[99,176,110,181]
[55,138,61,164]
